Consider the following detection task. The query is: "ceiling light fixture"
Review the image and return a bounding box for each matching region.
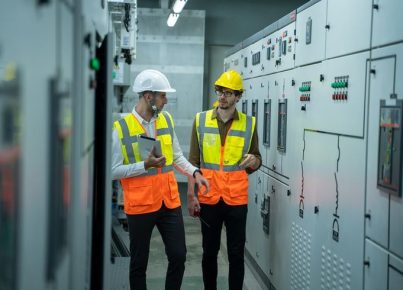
[167,13,179,27]
[172,0,187,13]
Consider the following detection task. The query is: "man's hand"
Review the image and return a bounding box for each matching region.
[144,149,166,169]
[194,171,209,195]
[187,194,201,217]
[239,154,259,170]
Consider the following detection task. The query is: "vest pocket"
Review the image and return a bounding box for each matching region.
[123,178,154,206]
[228,171,248,197]
[226,142,244,164]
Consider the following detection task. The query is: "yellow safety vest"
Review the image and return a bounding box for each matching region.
[196,109,255,205]
[113,111,180,214]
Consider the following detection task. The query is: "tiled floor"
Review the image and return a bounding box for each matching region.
[109,183,266,290]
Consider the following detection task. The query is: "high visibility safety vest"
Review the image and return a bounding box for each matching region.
[113,111,180,214]
[195,109,255,205]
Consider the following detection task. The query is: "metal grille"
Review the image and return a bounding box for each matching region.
[320,246,352,290]
[290,222,312,290]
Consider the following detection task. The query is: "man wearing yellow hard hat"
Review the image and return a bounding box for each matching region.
[187,70,262,290]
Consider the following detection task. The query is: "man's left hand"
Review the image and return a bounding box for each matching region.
[239,154,259,170]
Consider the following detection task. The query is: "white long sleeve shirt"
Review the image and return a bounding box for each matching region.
[111,108,197,180]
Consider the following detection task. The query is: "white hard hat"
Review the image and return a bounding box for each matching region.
[132,69,176,93]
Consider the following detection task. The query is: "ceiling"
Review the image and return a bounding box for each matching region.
[137,0,309,45]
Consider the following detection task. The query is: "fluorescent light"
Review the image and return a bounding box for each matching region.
[172,0,187,13]
[167,13,179,27]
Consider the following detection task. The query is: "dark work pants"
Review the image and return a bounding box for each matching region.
[200,199,248,290]
[126,203,186,290]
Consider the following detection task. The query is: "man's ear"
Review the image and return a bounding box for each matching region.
[143,92,152,101]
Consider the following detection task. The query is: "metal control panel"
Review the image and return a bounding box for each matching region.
[224,1,403,290]
[295,0,326,66]
[372,0,403,48]
[325,0,372,58]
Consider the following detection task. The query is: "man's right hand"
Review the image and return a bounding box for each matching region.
[187,194,201,217]
[144,150,166,169]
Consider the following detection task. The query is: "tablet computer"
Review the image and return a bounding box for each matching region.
[138,135,162,160]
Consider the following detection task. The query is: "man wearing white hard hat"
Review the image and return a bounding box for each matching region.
[112,69,209,290]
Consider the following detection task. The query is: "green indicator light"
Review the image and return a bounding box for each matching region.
[90,58,100,71]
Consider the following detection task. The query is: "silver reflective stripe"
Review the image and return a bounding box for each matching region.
[161,111,174,137]
[198,126,219,135]
[198,112,207,162]
[162,165,173,173]
[201,163,242,172]
[201,163,220,170]
[157,128,170,136]
[201,163,241,171]
[119,119,137,163]
[140,165,173,176]
[228,130,245,137]
[242,116,253,156]
[142,168,157,176]
[223,165,242,171]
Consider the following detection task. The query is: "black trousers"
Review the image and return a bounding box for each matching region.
[127,203,186,290]
[200,199,248,290]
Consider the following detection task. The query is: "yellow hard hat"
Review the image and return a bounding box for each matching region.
[214,70,244,92]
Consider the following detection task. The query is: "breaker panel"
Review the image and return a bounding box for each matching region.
[295,0,326,66]
[263,99,272,147]
[273,20,296,73]
[109,1,137,65]
[224,44,243,74]
[260,194,270,234]
[377,100,402,196]
[277,99,287,153]
[325,0,372,58]
[263,31,280,75]
[243,37,263,79]
[372,0,403,48]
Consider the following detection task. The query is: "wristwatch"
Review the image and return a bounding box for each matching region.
[193,169,203,178]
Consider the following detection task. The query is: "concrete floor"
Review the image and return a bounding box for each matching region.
[109,182,266,290]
